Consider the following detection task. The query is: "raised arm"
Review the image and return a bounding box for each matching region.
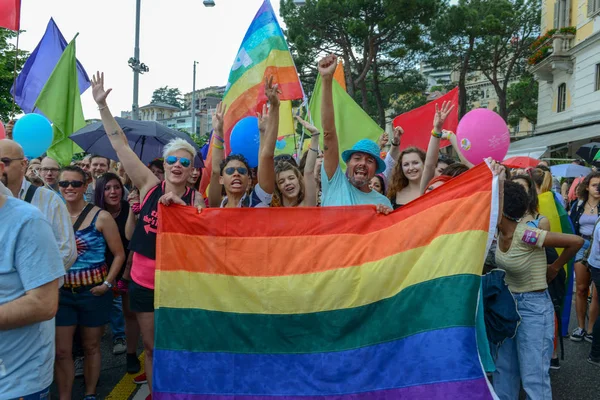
[388,127,402,161]
[208,102,227,207]
[91,72,159,198]
[257,76,280,195]
[296,115,319,207]
[319,55,340,180]
[420,101,455,194]
[448,131,474,168]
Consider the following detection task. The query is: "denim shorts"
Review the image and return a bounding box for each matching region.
[575,238,591,262]
[56,285,112,327]
[129,279,155,313]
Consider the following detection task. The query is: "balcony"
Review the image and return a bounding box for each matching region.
[530,34,575,83]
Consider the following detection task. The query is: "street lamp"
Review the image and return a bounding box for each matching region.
[129,0,150,121]
[191,61,198,136]
[203,0,215,7]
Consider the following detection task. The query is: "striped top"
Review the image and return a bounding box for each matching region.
[65,210,107,287]
[18,179,77,270]
[496,222,548,293]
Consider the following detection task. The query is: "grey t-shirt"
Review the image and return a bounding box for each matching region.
[0,197,64,397]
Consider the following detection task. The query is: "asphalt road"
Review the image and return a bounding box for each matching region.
[55,299,599,400]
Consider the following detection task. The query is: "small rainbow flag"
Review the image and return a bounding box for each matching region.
[153,163,498,399]
[538,191,575,336]
[200,0,303,193]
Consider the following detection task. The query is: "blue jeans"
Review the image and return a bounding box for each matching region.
[110,295,125,340]
[9,386,50,400]
[591,268,600,359]
[493,291,554,400]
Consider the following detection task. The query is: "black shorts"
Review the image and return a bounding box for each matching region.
[129,280,155,313]
[56,285,112,327]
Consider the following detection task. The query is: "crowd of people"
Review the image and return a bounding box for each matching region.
[1,55,599,400]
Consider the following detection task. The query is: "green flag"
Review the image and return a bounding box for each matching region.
[308,74,384,169]
[34,36,86,166]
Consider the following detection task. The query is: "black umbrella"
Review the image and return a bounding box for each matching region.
[70,117,204,168]
[576,142,600,164]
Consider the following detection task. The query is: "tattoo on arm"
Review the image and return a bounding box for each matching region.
[324,145,329,151]
[108,130,120,137]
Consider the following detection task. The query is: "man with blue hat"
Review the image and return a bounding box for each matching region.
[317,54,392,210]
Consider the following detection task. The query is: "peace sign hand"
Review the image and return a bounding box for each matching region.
[433,101,455,133]
[212,102,227,134]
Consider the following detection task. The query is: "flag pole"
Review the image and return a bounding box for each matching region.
[11,30,20,119]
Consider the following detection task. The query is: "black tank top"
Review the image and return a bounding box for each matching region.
[129,182,195,260]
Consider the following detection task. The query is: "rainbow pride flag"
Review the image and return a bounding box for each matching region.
[200,0,304,193]
[538,191,575,336]
[153,163,499,399]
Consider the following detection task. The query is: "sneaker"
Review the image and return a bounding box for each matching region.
[550,357,560,370]
[133,372,147,385]
[587,355,600,367]
[127,353,141,374]
[112,337,127,355]
[570,327,587,342]
[83,395,96,400]
[585,333,594,343]
[74,356,84,378]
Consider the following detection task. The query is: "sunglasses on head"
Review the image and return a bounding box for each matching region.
[165,155,191,168]
[58,180,85,188]
[225,167,248,176]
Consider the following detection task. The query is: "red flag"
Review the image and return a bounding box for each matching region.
[0,0,21,31]
[393,87,459,151]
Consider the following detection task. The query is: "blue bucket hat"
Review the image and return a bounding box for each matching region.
[341,139,386,174]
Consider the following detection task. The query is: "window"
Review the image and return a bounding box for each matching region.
[557,83,567,113]
[596,64,600,91]
[589,0,600,17]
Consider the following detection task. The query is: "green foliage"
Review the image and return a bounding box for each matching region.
[507,74,538,126]
[151,86,183,109]
[0,28,29,122]
[202,92,223,99]
[280,0,442,127]
[428,0,541,120]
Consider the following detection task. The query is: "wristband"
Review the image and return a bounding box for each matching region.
[103,281,113,289]
[309,148,319,152]
[391,141,400,147]
[431,129,443,139]
[311,132,321,137]
[213,143,224,150]
[213,134,224,142]
[98,105,108,111]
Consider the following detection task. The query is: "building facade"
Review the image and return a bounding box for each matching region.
[138,103,181,122]
[508,0,600,158]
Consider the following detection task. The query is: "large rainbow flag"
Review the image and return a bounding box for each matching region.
[200,0,304,193]
[539,191,575,336]
[153,163,499,399]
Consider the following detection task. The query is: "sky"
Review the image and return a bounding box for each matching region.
[16,0,284,119]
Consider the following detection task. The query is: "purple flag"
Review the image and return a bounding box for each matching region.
[11,18,90,114]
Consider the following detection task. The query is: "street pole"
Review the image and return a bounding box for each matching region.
[132,0,141,120]
[191,61,197,136]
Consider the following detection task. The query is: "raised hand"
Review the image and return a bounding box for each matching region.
[265,76,281,107]
[392,126,403,145]
[318,54,338,78]
[212,102,227,134]
[433,101,455,133]
[378,132,389,149]
[257,104,269,133]
[295,115,319,135]
[91,72,113,106]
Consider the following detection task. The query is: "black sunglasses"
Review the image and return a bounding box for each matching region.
[224,167,248,176]
[0,157,24,166]
[58,180,85,188]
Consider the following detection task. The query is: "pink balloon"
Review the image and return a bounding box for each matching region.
[456,108,510,165]
[0,121,5,140]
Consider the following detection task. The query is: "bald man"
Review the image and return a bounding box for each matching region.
[0,139,76,271]
[40,156,61,191]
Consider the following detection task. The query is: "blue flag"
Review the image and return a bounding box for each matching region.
[11,18,90,114]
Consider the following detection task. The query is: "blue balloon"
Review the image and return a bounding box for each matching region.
[276,139,286,150]
[13,114,54,159]
[230,116,260,168]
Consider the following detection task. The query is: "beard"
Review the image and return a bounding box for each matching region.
[347,172,370,189]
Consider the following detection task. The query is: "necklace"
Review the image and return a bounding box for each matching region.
[587,202,598,214]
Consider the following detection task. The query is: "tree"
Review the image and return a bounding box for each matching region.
[469,0,540,121]
[507,73,538,126]
[0,28,29,122]
[428,0,540,120]
[151,86,183,109]
[280,0,441,126]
